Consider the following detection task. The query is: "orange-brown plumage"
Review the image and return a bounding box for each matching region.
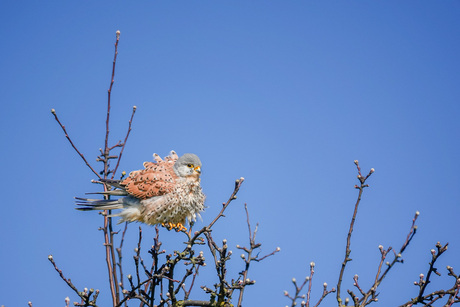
[121,157,179,199]
[76,151,205,230]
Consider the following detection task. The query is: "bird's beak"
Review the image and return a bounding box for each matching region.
[194,166,201,174]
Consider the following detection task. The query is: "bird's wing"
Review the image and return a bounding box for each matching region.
[121,152,179,199]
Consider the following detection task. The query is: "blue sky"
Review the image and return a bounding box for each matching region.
[1,1,459,306]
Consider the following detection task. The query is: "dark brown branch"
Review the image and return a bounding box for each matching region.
[104,30,120,160]
[101,209,118,305]
[48,255,81,295]
[51,109,101,179]
[235,203,280,306]
[185,265,201,300]
[48,255,99,307]
[116,222,129,306]
[397,242,453,306]
[416,242,449,302]
[336,160,374,306]
[100,30,122,307]
[111,105,136,179]
[314,285,336,307]
[306,262,315,306]
[208,177,245,229]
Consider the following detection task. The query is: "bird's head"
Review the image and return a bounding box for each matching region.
[173,153,202,178]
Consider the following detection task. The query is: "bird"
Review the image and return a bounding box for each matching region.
[76,151,205,231]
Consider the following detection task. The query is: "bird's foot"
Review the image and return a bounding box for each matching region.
[161,222,187,232]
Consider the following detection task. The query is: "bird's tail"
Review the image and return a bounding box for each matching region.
[75,197,124,211]
[75,178,129,210]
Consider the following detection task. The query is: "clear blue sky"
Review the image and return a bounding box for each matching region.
[1,1,459,306]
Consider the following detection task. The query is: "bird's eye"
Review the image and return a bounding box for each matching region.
[187,164,194,168]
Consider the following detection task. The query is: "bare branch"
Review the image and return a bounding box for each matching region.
[48,255,99,306]
[111,105,136,178]
[336,161,374,306]
[51,109,101,179]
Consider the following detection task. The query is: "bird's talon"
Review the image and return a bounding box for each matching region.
[161,222,186,232]
[175,223,187,232]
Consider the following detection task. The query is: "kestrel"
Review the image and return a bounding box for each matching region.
[76,151,205,231]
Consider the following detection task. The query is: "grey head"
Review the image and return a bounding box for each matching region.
[173,153,202,177]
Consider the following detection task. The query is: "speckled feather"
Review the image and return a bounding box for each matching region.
[121,155,179,199]
[76,151,206,227]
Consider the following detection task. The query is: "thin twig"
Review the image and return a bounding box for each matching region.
[51,109,101,179]
[208,177,245,229]
[306,263,315,306]
[111,106,136,179]
[48,255,99,306]
[336,161,374,306]
[185,265,201,300]
[101,30,121,306]
[104,30,120,160]
[116,222,129,306]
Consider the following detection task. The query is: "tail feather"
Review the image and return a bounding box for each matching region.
[85,190,128,196]
[100,179,126,190]
[75,197,124,211]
